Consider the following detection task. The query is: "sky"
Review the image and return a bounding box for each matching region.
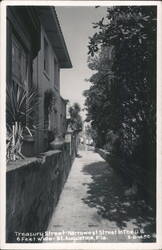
[55,6,108,117]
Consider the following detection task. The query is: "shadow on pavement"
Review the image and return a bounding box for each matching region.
[82,160,156,242]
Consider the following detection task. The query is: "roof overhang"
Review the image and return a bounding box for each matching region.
[36,6,72,69]
[7,6,41,59]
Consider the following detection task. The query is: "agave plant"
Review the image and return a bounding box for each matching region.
[6,83,38,161]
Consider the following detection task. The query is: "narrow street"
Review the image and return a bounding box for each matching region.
[46,149,156,243]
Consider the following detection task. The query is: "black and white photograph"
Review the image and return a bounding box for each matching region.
[0,1,162,249]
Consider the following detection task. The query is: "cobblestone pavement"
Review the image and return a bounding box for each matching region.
[45,150,156,243]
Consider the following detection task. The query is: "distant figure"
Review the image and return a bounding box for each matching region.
[80,137,84,144]
[89,139,93,146]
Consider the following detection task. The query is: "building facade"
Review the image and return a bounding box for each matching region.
[6,6,72,156]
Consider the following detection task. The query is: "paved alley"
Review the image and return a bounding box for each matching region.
[45,150,156,243]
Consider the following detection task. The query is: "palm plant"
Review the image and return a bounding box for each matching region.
[69,103,83,132]
[6,83,38,161]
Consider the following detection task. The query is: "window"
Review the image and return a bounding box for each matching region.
[10,34,33,127]
[44,38,49,74]
[12,35,28,89]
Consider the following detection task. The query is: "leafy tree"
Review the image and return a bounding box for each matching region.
[84,46,114,147]
[84,123,96,145]
[68,102,83,156]
[84,6,156,200]
[69,103,83,132]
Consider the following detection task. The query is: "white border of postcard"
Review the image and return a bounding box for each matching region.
[0,1,162,249]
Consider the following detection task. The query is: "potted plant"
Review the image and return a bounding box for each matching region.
[6,83,38,161]
[49,129,65,150]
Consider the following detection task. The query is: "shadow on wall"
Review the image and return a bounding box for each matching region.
[82,161,156,242]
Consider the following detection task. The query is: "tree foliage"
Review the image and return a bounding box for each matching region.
[84,6,156,193]
[69,102,83,132]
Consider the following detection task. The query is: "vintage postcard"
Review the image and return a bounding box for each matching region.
[0,0,162,249]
